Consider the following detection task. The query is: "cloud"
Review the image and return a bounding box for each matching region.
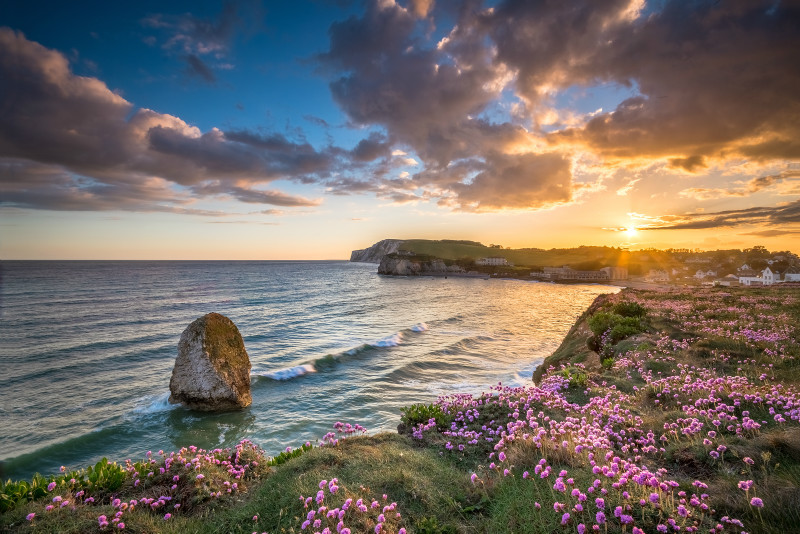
[0,28,331,212]
[668,156,707,173]
[315,0,800,211]
[141,1,263,81]
[350,132,392,162]
[449,152,573,212]
[678,170,800,200]
[544,1,800,163]
[184,54,216,83]
[640,200,800,231]
[316,0,573,209]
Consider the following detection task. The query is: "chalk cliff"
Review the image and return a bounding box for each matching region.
[350,239,405,263]
[378,255,465,276]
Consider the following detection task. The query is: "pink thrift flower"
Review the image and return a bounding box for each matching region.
[26,513,35,521]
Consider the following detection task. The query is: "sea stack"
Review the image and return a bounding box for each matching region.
[169,313,252,411]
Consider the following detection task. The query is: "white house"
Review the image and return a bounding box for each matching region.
[739,266,784,286]
[476,257,509,266]
[784,267,800,282]
[763,267,779,285]
[694,269,717,280]
[714,274,740,287]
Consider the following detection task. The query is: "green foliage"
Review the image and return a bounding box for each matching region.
[0,458,125,513]
[602,357,615,369]
[588,309,647,348]
[0,475,48,513]
[84,457,125,493]
[267,442,313,466]
[559,367,589,388]
[401,403,452,429]
[414,516,458,534]
[611,301,647,318]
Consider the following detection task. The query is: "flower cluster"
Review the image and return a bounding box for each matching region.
[299,478,405,534]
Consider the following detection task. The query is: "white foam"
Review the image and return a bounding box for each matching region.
[410,322,428,332]
[260,364,316,381]
[372,332,403,348]
[132,391,174,414]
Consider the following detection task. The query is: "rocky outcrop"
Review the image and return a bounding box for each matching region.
[169,313,252,411]
[350,239,405,263]
[378,255,465,276]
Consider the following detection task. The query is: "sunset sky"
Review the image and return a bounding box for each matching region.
[1,0,798,259]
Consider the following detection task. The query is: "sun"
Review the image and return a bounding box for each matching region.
[624,227,638,238]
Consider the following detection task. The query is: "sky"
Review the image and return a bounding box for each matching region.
[1,0,799,259]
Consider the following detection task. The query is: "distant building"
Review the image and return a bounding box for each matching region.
[694,269,717,280]
[784,267,800,282]
[476,256,509,266]
[714,274,740,287]
[533,265,627,282]
[645,269,670,283]
[600,266,629,280]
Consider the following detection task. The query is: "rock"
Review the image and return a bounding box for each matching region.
[169,313,252,411]
[350,239,405,263]
[377,255,466,275]
[378,256,421,275]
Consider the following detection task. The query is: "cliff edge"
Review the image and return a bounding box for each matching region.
[350,239,405,263]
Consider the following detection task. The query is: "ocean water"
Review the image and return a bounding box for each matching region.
[0,261,616,480]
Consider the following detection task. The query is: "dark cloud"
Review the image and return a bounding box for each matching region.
[449,152,573,211]
[350,132,392,162]
[544,0,800,161]
[0,28,330,212]
[643,200,800,231]
[669,156,707,173]
[184,54,216,83]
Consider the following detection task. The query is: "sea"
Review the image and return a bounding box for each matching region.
[0,260,617,480]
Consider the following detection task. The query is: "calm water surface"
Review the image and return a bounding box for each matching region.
[0,261,616,479]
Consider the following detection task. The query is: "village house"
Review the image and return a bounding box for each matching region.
[533,266,628,282]
[476,256,509,266]
[739,266,784,286]
[645,269,670,283]
[714,274,740,287]
[785,267,800,282]
[694,269,717,280]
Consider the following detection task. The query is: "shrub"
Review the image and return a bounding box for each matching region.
[401,403,452,429]
[588,312,618,338]
[611,302,647,318]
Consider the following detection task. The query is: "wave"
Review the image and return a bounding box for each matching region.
[254,323,428,382]
[256,363,316,381]
[371,332,403,347]
[131,392,174,415]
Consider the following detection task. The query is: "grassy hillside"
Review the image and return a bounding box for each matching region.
[400,240,680,272]
[3,286,799,533]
